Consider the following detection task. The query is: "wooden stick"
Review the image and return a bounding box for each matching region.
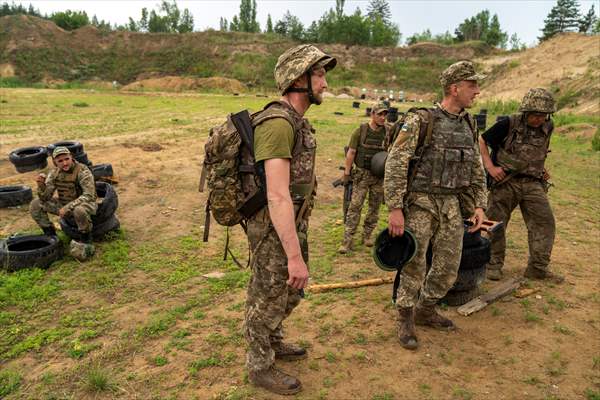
[457,278,522,316]
[308,277,394,293]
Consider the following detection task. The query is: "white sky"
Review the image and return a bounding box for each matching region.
[14,0,599,46]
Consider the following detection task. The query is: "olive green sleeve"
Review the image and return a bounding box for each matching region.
[254,117,295,162]
[348,127,361,149]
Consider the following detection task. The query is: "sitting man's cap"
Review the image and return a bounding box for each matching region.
[372,102,389,114]
[52,146,71,158]
[440,60,486,87]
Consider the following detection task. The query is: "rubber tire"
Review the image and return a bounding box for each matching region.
[59,214,120,242]
[74,152,92,167]
[0,235,63,272]
[93,182,118,223]
[47,141,84,156]
[14,159,48,173]
[0,185,33,208]
[451,265,486,292]
[91,164,114,180]
[440,287,481,307]
[459,240,491,270]
[9,146,48,167]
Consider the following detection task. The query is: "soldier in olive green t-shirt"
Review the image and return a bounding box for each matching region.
[254,118,295,162]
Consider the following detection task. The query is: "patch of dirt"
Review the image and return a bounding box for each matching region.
[478,33,600,114]
[121,76,247,93]
[0,63,15,77]
[122,142,164,152]
[555,123,597,140]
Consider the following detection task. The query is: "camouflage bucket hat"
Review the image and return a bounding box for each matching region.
[440,61,486,88]
[52,146,71,158]
[519,88,556,113]
[274,44,337,94]
[372,102,389,114]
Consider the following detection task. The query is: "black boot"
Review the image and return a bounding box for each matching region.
[42,226,57,237]
[82,231,93,244]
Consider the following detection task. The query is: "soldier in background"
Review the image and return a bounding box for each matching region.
[479,88,563,283]
[384,61,487,350]
[244,44,336,395]
[30,146,96,241]
[338,102,389,253]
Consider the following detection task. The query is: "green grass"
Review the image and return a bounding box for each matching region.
[0,268,60,309]
[84,367,114,393]
[0,370,22,397]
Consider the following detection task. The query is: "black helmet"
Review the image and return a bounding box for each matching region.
[373,228,417,272]
[370,151,388,178]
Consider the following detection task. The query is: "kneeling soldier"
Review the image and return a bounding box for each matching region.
[30,146,97,242]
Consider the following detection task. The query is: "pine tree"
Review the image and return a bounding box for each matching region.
[485,14,508,48]
[230,15,240,31]
[540,0,582,41]
[367,0,391,23]
[579,4,597,34]
[266,14,273,33]
[219,17,228,31]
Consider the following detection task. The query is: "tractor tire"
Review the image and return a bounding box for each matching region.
[0,185,33,208]
[91,164,114,180]
[0,235,63,272]
[440,287,481,307]
[93,182,118,223]
[8,146,48,172]
[451,265,486,292]
[47,141,84,156]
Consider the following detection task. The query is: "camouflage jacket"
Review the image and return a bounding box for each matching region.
[384,103,487,210]
[38,162,97,211]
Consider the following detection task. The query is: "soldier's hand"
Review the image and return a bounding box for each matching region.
[388,208,405,237]
[468,208,485,233]
[58,207,66,218]
[487,165,506,182]
[341,173,351,186]
[543,168,551,180]
[36,173,46,186]
[287,257,309,290]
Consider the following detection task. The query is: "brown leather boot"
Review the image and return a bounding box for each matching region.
[338,237,353,254]
[249,366,302,395]
[363,233,375,247]
[524,268,564,284]
[272,341,307,361]
[397,307,418,350]
[487,268,503,281]
[415,303,456,330]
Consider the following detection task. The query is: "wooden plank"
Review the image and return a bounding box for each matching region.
[308,277,394,294]
[457,278,522,316]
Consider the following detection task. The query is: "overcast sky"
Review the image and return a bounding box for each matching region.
[14,0,599,46]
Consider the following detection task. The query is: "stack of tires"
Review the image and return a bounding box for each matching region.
[47,141,92,167]
[8,146,48,172]
[59,181,120,241]
[427,226,491,306]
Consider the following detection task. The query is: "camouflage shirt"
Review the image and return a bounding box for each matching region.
[384,103,487,210]
[38,162,96,211]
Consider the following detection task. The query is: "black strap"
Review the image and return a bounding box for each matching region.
[203,200,210,242]
[392,268,401,304]
[223,227,249,269]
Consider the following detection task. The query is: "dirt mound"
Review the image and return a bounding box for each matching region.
[121,76,246,93]
[555,123,597,140]
[478,33,600,114]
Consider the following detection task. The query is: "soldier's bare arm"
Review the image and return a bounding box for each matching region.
[343,148,356,176]
[478,136,506,182]
[264,158,309,290]
[384,113,420,236]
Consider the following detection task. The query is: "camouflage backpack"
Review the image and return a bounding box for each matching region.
[199,103,295,240]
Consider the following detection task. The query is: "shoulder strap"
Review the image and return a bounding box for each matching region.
[413,108,435,155]
[464,112,478,141]
[504,114,518,149]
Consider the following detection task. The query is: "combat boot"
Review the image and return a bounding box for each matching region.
[249,366,302,395]
[415,303,456,330]
[338,237,353,254]
[363,232,375,247]
[273,341,307,361]
[397,307,418,350]
[524,268,564,284]
[487,268,503,281]
[41,226,57,237]
[81,231,93,244]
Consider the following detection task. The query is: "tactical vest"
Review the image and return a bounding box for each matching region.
[409,107,476,194]
[501,114,552,178]
[54,162,83,206]
[248,101,317,211]
[354,123,387,170]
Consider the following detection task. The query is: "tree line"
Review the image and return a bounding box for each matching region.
[1,0,598,48]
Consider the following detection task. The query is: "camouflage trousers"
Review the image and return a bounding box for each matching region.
[244,208,305,373]
[344,168,384,241]
[30,198,96,233]
[486,177,555,273]
[396,193,463,308]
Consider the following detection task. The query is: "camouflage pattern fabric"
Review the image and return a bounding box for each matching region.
[518,88,556,113]
[439,60,486,88]
[30,198,96,233]
[69,240,95,261]
[500,114,553,178]
[244,209,306,373]
[486,175,555,275]
[395,193,464,308]
[372,102,389,114]
[274,44,336,93]
[343,168,383,242]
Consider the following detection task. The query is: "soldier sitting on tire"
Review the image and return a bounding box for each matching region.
[30,146,97,247]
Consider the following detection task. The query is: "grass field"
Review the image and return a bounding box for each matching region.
[1,88,599,400]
